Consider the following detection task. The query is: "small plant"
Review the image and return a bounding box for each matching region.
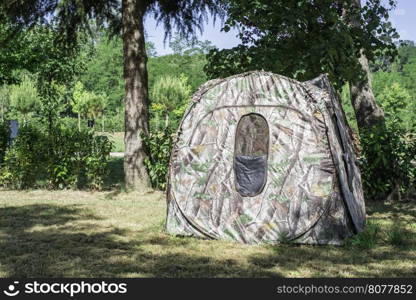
[360,123,416,201]
[0,121,9,164]
[46,127,81,188]
[386,222,412,247]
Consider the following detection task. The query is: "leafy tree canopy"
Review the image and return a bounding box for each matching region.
[148,36,213,92]
[206,0,399,89]
[79,33,209,117]
[8,74,41,122]
[0,19,90,85]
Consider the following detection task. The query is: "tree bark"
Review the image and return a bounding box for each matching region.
[349,50,385,131]
[122,0,151,190]
[348,0,385,133]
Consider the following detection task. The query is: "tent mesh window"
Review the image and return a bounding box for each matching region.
[234,113,269,197]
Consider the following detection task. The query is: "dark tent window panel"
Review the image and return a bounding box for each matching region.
[234,113,269,197]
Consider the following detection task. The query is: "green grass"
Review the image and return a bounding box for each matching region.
[0,190,415,277]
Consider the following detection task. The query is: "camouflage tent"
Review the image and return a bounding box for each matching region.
[166,71,365,245]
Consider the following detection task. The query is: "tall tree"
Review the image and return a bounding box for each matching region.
[1,0,223,190]
[122,0,150,189]
[206,0,398,134]
[150,74,192,131]
[9,74,41,123]
[72,81,107,131]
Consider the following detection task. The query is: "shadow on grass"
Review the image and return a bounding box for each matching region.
[0,204,277,277]
[0,201,414,277]
[248,242,415,277]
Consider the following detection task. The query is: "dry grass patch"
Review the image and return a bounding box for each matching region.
[0,189,415,277]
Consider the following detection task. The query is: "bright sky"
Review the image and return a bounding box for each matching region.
[144,15,239,56]
[144,0,416,56]
[389,0,416,42]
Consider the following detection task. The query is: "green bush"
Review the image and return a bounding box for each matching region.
[0,124,112,190]
[0,126,46,188]
[143,75,191,190]
[360,81,416,201]
[0,122,9,164]
[143,130,173,190]
[84,135,113,189]
[360,123,416,201]
[149,74,190,133]
[46,127,113,189]
[59,117,83,132]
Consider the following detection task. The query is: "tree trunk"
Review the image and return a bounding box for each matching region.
[347,0,385,133]
[349,51,385,132]
[122,0,151,190]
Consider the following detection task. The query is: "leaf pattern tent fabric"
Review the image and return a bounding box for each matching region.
[166,71,365,245]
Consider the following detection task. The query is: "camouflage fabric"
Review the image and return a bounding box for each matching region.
[166,71,365,245]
